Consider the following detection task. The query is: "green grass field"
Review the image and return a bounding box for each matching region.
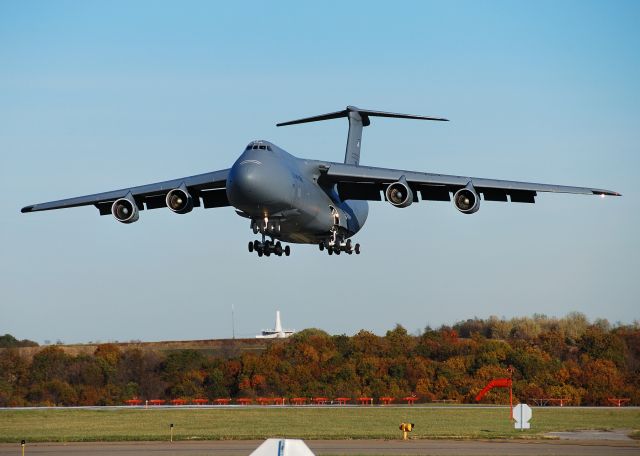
[0,406,638,443]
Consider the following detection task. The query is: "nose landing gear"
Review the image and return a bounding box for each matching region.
[248,218,291,257]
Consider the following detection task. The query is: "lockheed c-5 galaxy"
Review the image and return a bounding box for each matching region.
[22,106,620,257]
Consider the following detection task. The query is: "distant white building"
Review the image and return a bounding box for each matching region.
[256,311,295,338]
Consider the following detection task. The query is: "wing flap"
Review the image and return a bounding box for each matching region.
[201,189,229,208]
[144,194,168,210]
[419,185,451,201]
[337,182,382,201]
[480,188,508,202]
[509,190,536,203]
[95,202,114,216]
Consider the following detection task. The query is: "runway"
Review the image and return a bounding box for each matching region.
[1,439,639,456]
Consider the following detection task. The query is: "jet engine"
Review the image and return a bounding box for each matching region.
[166,186,193,214]
[111,196,139,223]
[385,178,413,208]
[453,184,480,214]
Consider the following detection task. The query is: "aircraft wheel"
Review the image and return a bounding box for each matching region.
[248,242,254,253]
[257,250,263,257]
[284,245,291,256]
[355,243,361,255]
[253,240,261,251]
[275,242,283,256]
[335,248,341,255]
[328,248,333,255]
[319,242,324,251]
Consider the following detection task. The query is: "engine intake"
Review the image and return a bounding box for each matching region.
[385,178,413,208]
[111,196,139,223]
[166,187,193,214]
[453,184,480,214]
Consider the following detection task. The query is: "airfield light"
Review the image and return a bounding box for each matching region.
[170,423,174,443]
[601,193,606,198]
[21,440,25,456]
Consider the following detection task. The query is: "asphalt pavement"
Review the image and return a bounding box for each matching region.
[1,438,639,456]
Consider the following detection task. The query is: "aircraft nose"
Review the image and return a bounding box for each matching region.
[227,161,261,203]
[227,159,290,215]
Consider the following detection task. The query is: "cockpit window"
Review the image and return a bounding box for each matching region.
[246,142,272,151]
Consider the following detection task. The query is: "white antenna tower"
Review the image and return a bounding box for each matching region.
[231,304,236,339]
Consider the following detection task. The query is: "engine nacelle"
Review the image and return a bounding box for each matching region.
[111,196,139,223]
[385,178,413,208]
[166,186,193,214]
[453,184,480,214]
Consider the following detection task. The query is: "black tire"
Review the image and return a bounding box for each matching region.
[335,249,341,255]
[328,248,333,255]
[355,243,361,255]
[319,242,324,251]
[254,240,261,251]
[257,250,263,257]
[284,245,291,256]
[248,242,254,253]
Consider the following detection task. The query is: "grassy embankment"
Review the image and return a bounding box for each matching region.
[1,406,638,443]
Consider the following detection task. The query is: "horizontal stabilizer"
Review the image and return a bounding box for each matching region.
[277,105,448,127]
[278,106,448,166]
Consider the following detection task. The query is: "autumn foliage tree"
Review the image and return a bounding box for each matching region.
[0,314,637,406]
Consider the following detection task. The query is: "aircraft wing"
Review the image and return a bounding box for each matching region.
[322,162,620,203]
[21,169,230,215]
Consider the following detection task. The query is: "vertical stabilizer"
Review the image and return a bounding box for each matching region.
[344,109,364,165]
[275,310,283,334]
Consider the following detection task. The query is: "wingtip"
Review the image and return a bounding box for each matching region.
[593,190,622,197]
[21,205,34,213]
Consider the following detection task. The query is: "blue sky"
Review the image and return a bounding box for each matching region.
[1,1,638,343]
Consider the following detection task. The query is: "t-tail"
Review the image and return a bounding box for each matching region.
[277,106,448,165]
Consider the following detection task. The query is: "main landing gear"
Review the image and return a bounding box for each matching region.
[319,238,361,256]
[249,239,290,257]
[248,217,291,257]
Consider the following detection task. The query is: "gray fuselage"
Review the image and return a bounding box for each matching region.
[226,141,368,244]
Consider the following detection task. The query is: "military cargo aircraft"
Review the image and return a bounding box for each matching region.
[22,106,620,257]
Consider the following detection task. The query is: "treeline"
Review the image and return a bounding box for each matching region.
[0,334,38,349]
[0,313,638,406]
